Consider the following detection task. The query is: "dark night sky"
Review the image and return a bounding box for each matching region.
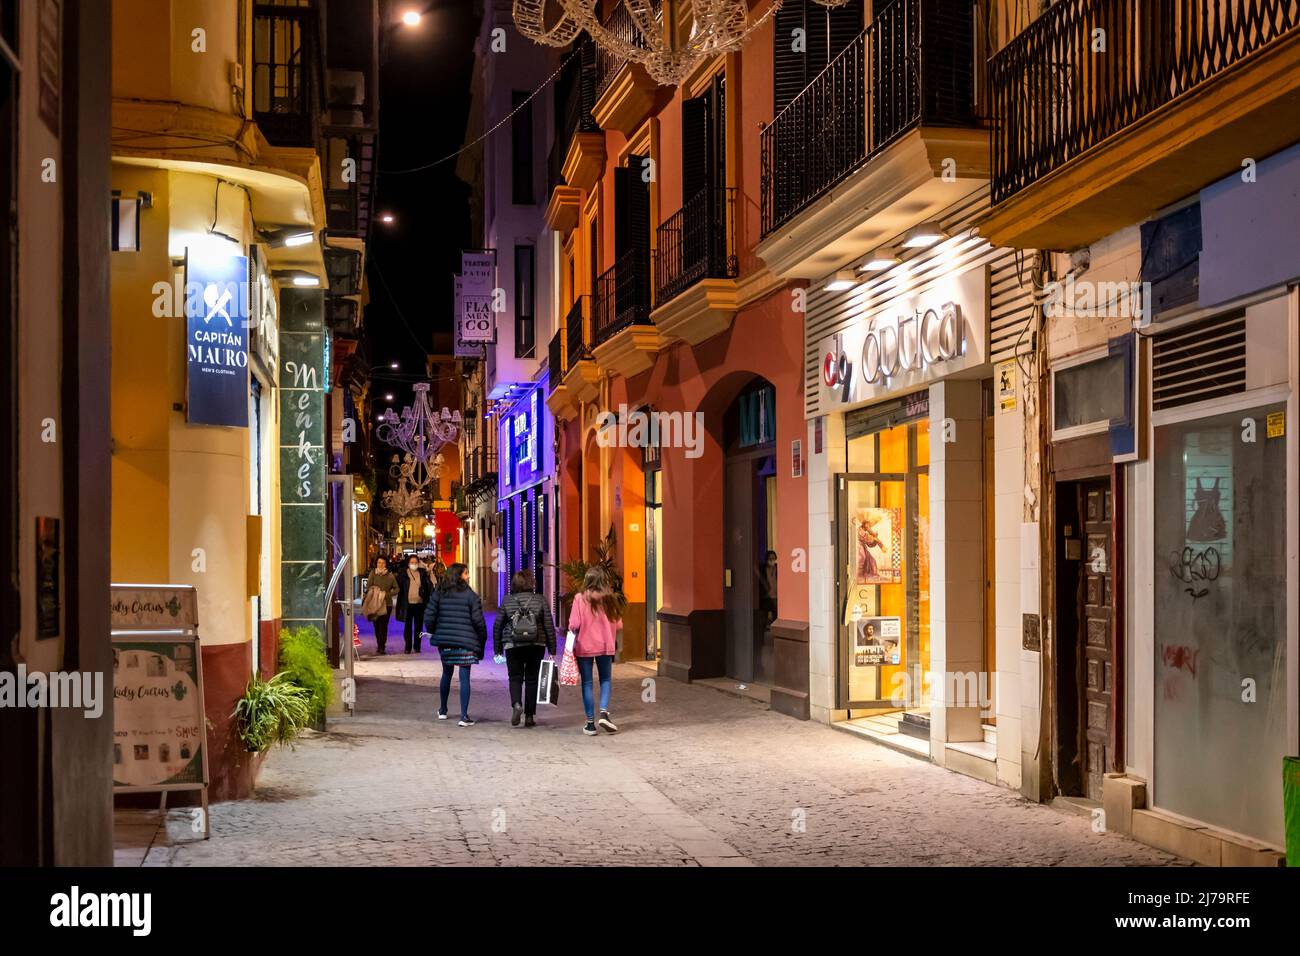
[365,0,479,406]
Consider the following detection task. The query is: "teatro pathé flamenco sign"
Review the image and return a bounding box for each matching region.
[818,266,989,411]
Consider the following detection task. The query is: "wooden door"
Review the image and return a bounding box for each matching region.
[1081,480,1114,802]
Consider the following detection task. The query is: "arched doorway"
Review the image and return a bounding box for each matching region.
[582,430,601,559]
[722,378,778,684]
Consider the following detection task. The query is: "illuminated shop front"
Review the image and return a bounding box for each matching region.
[497,379,555,608]
[804,211,1037,788]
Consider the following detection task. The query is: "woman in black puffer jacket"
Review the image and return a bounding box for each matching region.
[423,563,488,726]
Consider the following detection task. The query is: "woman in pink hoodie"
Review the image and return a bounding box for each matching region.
[567,568,623,735]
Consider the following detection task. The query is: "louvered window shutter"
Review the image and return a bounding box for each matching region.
[681,93,711,203]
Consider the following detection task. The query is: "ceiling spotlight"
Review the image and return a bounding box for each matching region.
[385,393,395,401]
[902,222,948,249]
[823,270,858,292]
[860,248,901,272]
[401,11,421,27]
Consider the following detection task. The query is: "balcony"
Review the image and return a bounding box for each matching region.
[756,0,986,279]
[252,3,325,149]
[561,295,601,406]
[651,186,741,345]
[546,328,578,420]
[591,249,660,378]
[553,39,606,194]
[591,4,666,136]
[981,0,1300,250]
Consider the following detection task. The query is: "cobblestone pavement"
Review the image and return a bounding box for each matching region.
[115,616,1186,867]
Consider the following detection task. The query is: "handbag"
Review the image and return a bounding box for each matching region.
[536,656,561,706]
[360,585,388,621]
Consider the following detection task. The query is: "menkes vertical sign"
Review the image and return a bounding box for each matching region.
[279,288,327,636]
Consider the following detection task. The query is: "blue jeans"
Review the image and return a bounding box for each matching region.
[439,664,472,719]
[576,655,613,721]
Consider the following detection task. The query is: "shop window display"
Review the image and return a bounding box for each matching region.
[840,419,931,711]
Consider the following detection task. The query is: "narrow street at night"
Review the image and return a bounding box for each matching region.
[114,622,1182,868]
[3,0,1297,937]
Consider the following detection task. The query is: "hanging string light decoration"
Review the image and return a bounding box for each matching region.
[375,382,462,496]
[513,0,851,87]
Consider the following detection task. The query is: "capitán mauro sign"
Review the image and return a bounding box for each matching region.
[817,264,988,411]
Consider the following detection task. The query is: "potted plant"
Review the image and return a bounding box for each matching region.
[233,672,314,753]
[555,525,628,628]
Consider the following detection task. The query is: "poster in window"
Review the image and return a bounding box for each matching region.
[853,615,902,666]
[851,507,901,584]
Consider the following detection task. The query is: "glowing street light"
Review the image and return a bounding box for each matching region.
[380,213,395,224]
[401,11,421,27]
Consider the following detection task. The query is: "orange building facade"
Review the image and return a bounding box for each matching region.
[545,11,811,717]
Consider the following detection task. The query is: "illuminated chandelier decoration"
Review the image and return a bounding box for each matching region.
[513,0,851,87]
[375,382,462,497]
[381,453,442,518]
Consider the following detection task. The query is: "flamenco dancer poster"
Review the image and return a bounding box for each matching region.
[852,507,902,585]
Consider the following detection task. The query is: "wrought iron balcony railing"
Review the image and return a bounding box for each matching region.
[565,295,592,370]
[594,249,652,345]
[760,0,977,237]
[655,186,738,305]
[252,3,324,149]
[593,2,656,97]
[550,37,600,191]
[989,0,1300,206]
[548,329,566,392]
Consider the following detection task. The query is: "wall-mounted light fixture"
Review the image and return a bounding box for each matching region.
[262,226,316,249]
[274,269,322,288]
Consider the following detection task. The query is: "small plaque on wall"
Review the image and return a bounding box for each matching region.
[1022,613,1041,651]
[36,517,60,640]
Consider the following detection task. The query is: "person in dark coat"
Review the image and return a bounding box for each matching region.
[424,563,487,725]
[366,556,399,654]
[395,554,432,654]
[492,569,557,727]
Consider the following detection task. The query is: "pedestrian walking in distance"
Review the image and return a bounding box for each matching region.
[568,567,623,736]
[364,556,399,655]
[493,569,557,727]
[395,553,431,654]
[424,563,487,726]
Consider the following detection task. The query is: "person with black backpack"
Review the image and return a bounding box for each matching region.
[492,569,557,727]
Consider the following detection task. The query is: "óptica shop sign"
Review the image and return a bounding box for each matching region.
[817,265,987,410]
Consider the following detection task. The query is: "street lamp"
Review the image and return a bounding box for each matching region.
[401,10,422,27]
[380,213,395,224]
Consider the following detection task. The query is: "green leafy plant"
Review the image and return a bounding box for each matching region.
[278,625,335,720]
[553,526,628,618]
[233,673,314,753]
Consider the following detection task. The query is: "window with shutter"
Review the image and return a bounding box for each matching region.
[773,0,864,115]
